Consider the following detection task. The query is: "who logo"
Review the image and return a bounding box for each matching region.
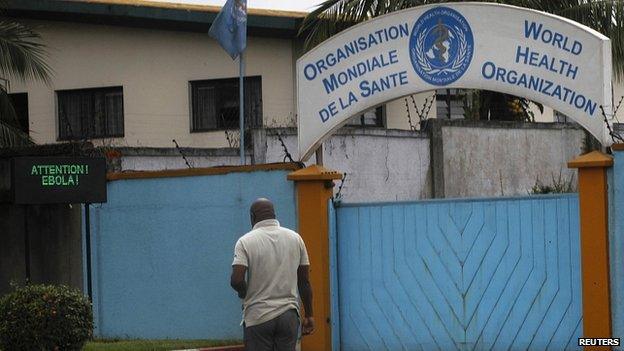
[409,6,474,86]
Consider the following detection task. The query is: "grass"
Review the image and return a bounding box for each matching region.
[83,339,242,351]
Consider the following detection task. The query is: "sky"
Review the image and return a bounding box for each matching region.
[152,0,322,12]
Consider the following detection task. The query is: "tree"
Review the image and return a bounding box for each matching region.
[300,0,624,121]
[0,18,51,146]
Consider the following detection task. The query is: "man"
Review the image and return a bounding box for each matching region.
[231,198,315,351]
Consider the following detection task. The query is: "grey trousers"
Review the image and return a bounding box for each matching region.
[244,309,299,351]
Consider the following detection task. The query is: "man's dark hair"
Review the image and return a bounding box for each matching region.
[250,198,276,226]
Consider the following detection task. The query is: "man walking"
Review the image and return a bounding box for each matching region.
[231,198,315,351]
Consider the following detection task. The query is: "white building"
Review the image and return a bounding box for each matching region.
[7,0,568,151]
[4,0,603,201]
[8,1,298,148]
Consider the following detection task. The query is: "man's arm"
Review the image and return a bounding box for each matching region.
[297,265,315,335]
[230,265,247,299]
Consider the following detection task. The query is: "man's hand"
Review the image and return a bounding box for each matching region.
[297,265,314,336]
[302,316,315,335]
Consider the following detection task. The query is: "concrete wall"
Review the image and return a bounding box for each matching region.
[110,121,586,203]
[256,122,585,202]
[257,128,432,203]
[116,147,252,171]
[428,120,586,198]
[10,19,296,148]
[88,168,297,339]
[0,203,83,296]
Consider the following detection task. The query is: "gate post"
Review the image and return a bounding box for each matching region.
[568,151,614,350]
[288,165,342,351]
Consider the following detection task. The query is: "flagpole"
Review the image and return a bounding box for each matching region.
[239,51,245,165]
[208,0,246,164]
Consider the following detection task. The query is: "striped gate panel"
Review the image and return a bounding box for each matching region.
[334,195,582,351]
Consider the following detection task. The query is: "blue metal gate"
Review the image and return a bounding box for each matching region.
[331,194,582,351]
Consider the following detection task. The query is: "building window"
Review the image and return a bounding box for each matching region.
[8,93,28,134]
[57,86,124,140]
[436,89,466,119]
[190,76,262,131]
[346,106,385,127]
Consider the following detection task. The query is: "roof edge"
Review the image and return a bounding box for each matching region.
[7,0,304,37]
[69,0,307,18]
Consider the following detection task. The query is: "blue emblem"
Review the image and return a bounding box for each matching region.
[409,7,474,86]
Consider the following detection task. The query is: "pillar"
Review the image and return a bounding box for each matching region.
[568,151,613,350]
[288,165,342,351]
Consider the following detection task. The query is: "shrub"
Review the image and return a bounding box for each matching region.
[530,170,576,195]
[0,284,93,351]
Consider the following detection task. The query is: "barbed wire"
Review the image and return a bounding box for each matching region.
[333,172,347,204]
[224,129,240,148]
[172,139,193,169]
[600,105,624,144]
[404,97,416,131]
[220,113,241,149]
[405,93,436,131]
[58,106,87,156]
[275,131,296,163]
[412,92,436,122]
[613,95,624,118]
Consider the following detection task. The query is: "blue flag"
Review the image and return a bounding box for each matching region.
[209,0,247,60]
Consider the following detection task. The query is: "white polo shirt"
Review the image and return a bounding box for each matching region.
[232,219,310,327]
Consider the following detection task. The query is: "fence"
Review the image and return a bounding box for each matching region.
[87,164,298,339]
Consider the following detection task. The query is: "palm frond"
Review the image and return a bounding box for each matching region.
[300,0,506,51]
[300,0,419,51]
[0,85,32,146]
[0,84,17,122]
[0,19,51,83]
[561,1,624,79]
[0,120,31,147]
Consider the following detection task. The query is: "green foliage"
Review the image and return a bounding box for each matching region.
[0,84,31,147]
[530,170,577,194]
[0,12,51,146]
[462,90,545,122]
[0,20,51,83]
[0,284,93,351]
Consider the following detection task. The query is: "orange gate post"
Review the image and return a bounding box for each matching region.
[288,165,342,351]
[568,151,614,351]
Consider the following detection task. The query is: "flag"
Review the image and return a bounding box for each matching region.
[209,0,247,60]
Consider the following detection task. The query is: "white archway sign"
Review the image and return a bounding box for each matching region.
[296,2,614,161]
